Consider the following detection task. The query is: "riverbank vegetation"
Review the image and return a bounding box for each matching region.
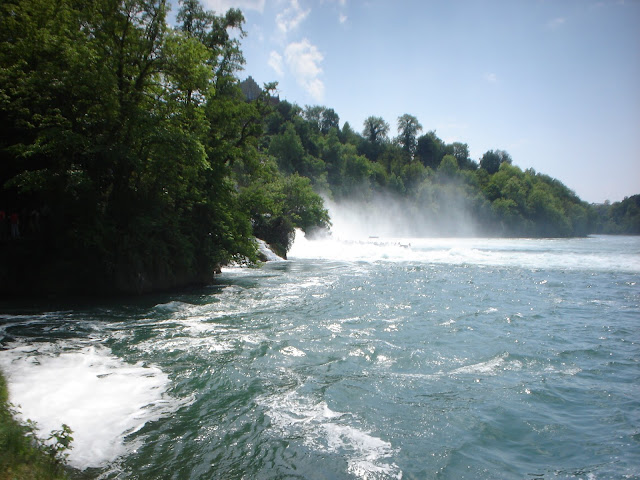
[591,195,640,235]
[257,103,596,238]
[0,373,73,480]
[1,0,637,295]
[0,0,328,294]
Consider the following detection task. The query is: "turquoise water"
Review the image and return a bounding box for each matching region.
[1,235,639,479]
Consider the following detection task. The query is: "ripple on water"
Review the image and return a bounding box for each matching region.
[259,390,402,480]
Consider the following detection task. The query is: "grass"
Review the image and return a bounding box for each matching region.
[0,371,71,480]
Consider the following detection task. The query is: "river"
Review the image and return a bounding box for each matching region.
[1,233,639,479]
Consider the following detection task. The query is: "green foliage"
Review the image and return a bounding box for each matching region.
[396,114,423,156]
[339,121,360,146]
[268,123,305,174]
[401,161,430,193]
[1,0,333,294]
[480,149,512,174]
[252,99,601,237]
[416,131,446,169]
[303,105,339,134]
[239,171,330,257]
[437,154,459,178]
[450,142,477,170]
[592,195,640,234]
[362,116,390,144]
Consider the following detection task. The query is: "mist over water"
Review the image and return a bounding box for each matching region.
[295,200,640,274]
[318,195,481,239]
[1,229,639,478]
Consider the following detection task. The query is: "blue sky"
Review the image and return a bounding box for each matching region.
[172,0,639,203]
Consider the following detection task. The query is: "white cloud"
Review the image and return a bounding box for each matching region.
[284,39,324,101]
[303,78,324,102]
[484,72,498,83]
[547,17,566,29]
[202,0,266,13]
[276,0,310,35]
[321,0,347,24]
[268,50,284,76]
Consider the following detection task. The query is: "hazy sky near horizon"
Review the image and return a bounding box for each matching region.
[172,0,639,203]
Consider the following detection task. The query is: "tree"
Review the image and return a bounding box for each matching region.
[437,154,459,178]
[339,121,360,145]
[449,142,476,170]
[401,161,430,192]
[268,123,305,174]
[480,149,512,174]
[320,128,346,187]
[320,108,340,134]
[302,105,339,134]
[415,131,445,169]
[0,0,280,294]
[304,105,324,132]
[240,172,329,257]
[177,0,213,40]
[344,152,374,192]
[362,116,390,144]
[396,114,423,157]
[206,8,247,80]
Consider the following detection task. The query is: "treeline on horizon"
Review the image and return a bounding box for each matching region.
[0,0,637,295]
[258,94,639,238]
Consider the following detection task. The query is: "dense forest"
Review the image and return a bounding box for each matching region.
[1,0,637,295]
[0,0,330,294]
[591,195,640,235]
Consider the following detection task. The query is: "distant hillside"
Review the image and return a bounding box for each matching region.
[591,195,640,234]
[256,100,598,238]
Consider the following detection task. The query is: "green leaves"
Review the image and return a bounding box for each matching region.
[396,113,422,156]
[593,195,640,234]
[362,116,390,144]
[163,31,215,105]
[0,0,271,293]
[239,170,330,256]
[268,123,305,174]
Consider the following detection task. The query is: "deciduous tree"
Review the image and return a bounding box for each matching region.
[363,116,390,144]
[396,114,423,157]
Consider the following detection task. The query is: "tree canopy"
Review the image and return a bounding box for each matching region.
[363,116,390,144]
[0,0,328,294]
[396,114,423,157]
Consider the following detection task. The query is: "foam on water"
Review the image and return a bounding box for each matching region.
[256,238,286,262]
[449,353,509,376]
[261,390,402,479]
[281,345,306,357]
[290,230,640,273]
[0,341,180,470]
[153,300,192,313]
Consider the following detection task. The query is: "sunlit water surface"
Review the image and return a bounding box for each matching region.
[1,235,639,479]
